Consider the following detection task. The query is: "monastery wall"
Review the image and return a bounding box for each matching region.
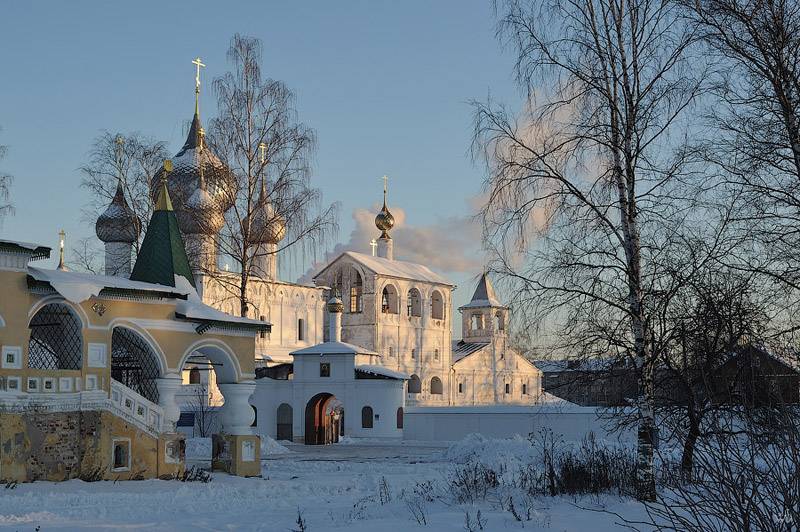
[0,409,183,482]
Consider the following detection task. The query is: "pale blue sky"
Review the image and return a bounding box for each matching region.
[0,1,521,312]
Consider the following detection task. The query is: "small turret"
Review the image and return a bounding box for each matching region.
[96,181,140,277]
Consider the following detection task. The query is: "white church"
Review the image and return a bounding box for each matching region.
[95,72,542,444]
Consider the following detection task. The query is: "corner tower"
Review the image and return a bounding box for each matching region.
[459,272,509,343]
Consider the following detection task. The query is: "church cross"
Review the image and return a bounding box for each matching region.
[381,175,389,198]
[369,239,377,256]
[192,57,205,89]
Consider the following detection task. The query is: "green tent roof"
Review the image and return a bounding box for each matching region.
[130,180,195,289]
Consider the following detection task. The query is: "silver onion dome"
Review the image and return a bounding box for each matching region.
[96,182,140,243]
[151,114,235,228]
[246,186,286,245]
[182,183,224,235]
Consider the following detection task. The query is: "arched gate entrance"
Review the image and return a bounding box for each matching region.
[304,393,343,445]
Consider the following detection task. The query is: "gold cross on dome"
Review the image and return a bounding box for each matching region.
[381,175,389,194]
[259,142,268,164]
[192,57,205,89]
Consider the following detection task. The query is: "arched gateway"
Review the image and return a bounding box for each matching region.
[304,393,343,445]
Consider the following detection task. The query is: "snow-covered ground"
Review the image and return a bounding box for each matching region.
[0,436,652,531]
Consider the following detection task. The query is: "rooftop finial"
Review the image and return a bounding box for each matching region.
[375,174,395,238]
[258,142,268,199]
[155,160,174,211]
[192,57,205,117]
[57,229,68,271]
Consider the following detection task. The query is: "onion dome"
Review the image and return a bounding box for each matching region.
[181,172,225,235]
[246,183,286,245]
[327,297,344,314]
[151,114,235,229]
[96,181,140,243]
[375,195,394,238]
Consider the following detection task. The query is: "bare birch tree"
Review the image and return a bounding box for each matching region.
[0,128,13,224]
[473,0,704,500]
[80,131,169,254]
[201,34,338,317]
[683,0,800,312]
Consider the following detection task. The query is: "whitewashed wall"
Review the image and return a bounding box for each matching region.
[403,405,634,444]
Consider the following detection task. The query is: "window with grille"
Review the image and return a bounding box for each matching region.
[28,303,83,370]
[111,327,161,403]
[349,269,363,313]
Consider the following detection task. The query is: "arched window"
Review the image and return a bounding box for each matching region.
[495,311,505,331]
[408,374,421,394]
[361,406,374,428]
[381,284,399,314]
[349,269,363,313]
[297,318,305,341]
[28,303,83,370]
[407,288,422,317]
[396,407,404,429]
[111,327,161,403]
[431,290,444,320]
[332,270,343,298]
[189,367,201,384]
[277,403,293,441]
[470,313,484,331]
[430,376,443,395]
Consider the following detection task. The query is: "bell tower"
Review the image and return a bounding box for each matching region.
[459,272,509,343]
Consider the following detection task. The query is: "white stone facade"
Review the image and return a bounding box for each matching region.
[196,272,326,365]
[313,251,453,406]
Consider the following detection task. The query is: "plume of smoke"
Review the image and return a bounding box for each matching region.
[298,202,485,283]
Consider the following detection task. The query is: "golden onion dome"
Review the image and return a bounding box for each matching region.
[375,199,394,237]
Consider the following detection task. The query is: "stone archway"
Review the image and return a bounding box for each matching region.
[304,393,342,445]
[111,327,163,403]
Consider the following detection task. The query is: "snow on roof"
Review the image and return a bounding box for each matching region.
[459,272,506,310]
[0,239,51,260]
[28,266,191,303]
[355,364,409,380]
[291,340,379,357]
[314,251,453,286]
[452,340,489,362]
[175,297,269,328]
